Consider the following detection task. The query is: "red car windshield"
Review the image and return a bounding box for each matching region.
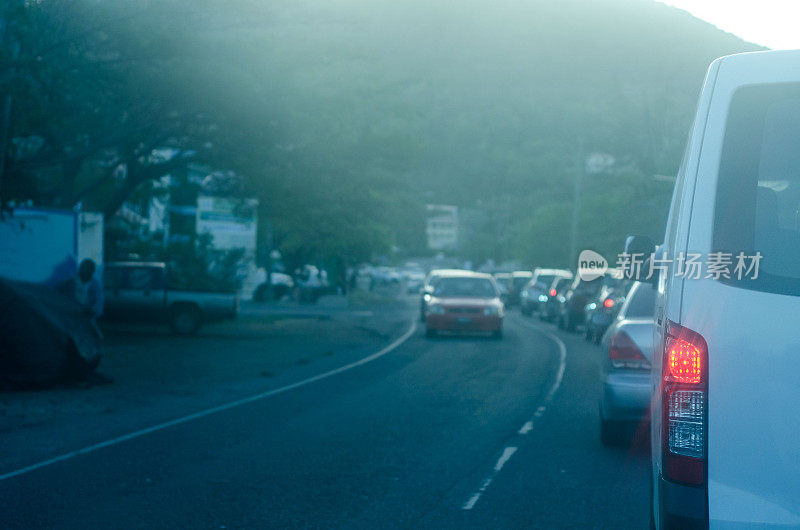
[433,277,498,298]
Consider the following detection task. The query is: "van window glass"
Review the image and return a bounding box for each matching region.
[713,83,800,296]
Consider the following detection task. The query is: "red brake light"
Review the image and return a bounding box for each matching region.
[662,321,708,486]
[609,331,648,368]
[666,338,702,384]
[603,297,614,308]
[549,289,557,297]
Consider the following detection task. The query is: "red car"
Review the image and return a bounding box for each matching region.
[425,272,504,339]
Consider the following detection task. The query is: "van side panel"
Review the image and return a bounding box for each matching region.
[651,59,720,526]
[682,51,800,528]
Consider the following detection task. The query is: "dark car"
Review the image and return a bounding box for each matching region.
[505,271,533,307]
[558,272,620,332]
[492,272,513,304]
[541,276,573,323]
[584,276,631,343]
[520,268,572,316]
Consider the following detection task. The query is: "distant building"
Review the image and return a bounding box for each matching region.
[426,204,458,251]
[112,163,263,297]
[195,195,258,253]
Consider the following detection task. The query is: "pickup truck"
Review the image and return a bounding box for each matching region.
[631,50,800,529]
[103,262,238,334]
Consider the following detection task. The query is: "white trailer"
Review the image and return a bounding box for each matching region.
[0,207,103,283]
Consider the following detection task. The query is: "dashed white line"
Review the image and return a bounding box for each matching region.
[462,446,518,510]
[493,446,518,471]
[0,319,418,482]
[462,477,493,510]
[461,317,568,511]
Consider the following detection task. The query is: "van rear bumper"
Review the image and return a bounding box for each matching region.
[658,475,708,529]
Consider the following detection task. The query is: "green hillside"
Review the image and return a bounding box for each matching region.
[254,0,761,265]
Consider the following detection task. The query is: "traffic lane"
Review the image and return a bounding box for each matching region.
[421,313,650,529]
[0,315,561,528]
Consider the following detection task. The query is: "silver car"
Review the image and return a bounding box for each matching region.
[598,281,655,445]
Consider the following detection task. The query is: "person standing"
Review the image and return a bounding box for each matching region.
[75,259,104,337]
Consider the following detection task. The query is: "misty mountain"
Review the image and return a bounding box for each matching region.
[249,0,760,264]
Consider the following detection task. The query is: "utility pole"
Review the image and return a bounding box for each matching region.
[568,137,584,270]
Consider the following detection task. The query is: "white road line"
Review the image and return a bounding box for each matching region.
[515,317,567,405]
[493,446,517,472]
[462,446,517,511]
[513,318,567,433]
[462,477,494,510]
[0,319,418,483]
[462,316,568,511]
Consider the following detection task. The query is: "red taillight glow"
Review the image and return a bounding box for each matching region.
[667,338,702,384]
[549,289,557,297]
[609,331,649,368]
[662,321,708,487]
[603,297,614,308]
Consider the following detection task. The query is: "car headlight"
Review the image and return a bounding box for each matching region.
[483,306,499,316]
[428,305,445,315]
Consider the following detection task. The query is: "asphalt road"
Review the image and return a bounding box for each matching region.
[0,307,650,529]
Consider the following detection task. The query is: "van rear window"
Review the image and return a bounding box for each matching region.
[714,83,800,296]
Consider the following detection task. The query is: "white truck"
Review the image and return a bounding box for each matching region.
[628,50,800,529]
[103,262,239,335]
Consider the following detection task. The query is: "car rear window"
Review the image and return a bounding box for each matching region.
[623,283,655,318]
[573,277,601,293]
[513,276,530,289]
[714,83,800,296]
[433,277,498,298]
[536,274,556,287]
[553,277,571,292]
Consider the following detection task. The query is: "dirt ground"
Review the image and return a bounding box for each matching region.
[0,295,412,471]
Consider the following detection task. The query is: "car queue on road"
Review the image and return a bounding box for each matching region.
[419,264,654,452]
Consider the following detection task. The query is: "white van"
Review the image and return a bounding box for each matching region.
[630,50,800,529]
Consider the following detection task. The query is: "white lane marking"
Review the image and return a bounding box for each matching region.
[462,447,517,510]
[493,446,517,472]
[462,477,494,510]
[463,316,569,511]
[512,319,566,434]
[0,320,418,482]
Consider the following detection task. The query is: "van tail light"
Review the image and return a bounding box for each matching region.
[549,289,557,297]
[609,331,650,369]
[603,297,615,308]
[662,321,708,486]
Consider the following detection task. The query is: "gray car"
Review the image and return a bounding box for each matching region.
[598,281,655,445]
